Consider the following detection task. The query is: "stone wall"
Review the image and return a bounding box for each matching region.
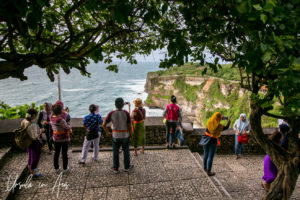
[0,117,276,154]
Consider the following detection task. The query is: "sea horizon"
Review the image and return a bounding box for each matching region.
[0,61,164,117]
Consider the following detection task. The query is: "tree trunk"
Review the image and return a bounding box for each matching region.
[250,101,300,200]
[264,162,299,200]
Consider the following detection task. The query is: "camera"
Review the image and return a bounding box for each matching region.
[125,102,129,105]
[222,116,229,120]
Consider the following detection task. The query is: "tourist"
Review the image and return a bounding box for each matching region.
[21,108,42,177]
[203,112,230,176]
[37,102,53,153]
[169,123,184,147]
[55,100,70,124]
[233,113,251,159]
[79,104,103,164]
[50,103,72,173]
[102,97,134,174]
[163,95,182,148]
[262,131,282,192]
[278,119,289,150]
[130,98,146,156]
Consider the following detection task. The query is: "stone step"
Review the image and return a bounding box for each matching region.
[72,145,189,152]
[192,152,233,200]
[0,147,12,170]
[0,150,27,200]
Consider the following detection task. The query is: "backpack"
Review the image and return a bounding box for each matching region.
[14,122,32,150]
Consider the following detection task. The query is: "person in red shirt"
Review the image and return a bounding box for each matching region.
[163,95,182,148]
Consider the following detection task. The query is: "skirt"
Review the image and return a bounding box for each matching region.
[132,121,146,147]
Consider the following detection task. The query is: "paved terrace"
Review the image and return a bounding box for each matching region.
[1,147,300,200]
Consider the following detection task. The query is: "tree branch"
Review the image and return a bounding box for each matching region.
[64,0,88,49]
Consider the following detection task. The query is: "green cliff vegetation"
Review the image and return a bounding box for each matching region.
[150,63,241,81]
[0,102,42,120]
[148,65,279,127]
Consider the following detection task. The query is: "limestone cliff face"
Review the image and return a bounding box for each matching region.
[145,73,249,127]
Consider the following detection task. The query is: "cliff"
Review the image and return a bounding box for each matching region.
[145,73,250,127]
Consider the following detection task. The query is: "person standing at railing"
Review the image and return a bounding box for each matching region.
[37,102,53,154]
[103,97,134,174]
[233,113,251,159]
[130,98,146,156]
[21,108,42,178]
[79,104,103,164]
[50,103,72,173]
[163,95,182,148]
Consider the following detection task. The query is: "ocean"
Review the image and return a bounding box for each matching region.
[0,61,164,117]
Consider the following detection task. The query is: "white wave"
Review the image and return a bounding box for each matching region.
[63,88,92,92]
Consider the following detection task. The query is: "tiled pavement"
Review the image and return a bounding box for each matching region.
[12,149,225,200]
[194,153,300,200]
[2,147,300,200]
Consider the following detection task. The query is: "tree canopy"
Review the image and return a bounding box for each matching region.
[0,0,164,81]
[0,0,299,199]
[156,1,299,199]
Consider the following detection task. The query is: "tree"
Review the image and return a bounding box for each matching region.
[0,0,163,81]
[157,1,300,199]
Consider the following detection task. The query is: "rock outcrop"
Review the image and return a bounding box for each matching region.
[145,73,249,127]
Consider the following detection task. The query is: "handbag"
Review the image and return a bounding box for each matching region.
[238,134,249,144]
[85,129,98,140]
[85,116,99,140]
[199,135,211,146]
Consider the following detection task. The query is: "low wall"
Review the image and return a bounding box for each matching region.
[0,117,276,154]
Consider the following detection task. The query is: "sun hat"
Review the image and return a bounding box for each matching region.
[133,98,143,107]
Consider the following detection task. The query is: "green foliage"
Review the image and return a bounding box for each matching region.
[157,0,300,120]
[145,96,153,104]
[0,0,165,81]
[0,102,41,120]
[152,63,241,81]
[173,76,205,103]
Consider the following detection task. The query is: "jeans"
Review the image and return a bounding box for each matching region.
[169,129,184,146]
[27,140,41,170]
[81,133,100,162]
[54,142,68,170]
[44,124,53,151]
[235,134,244,156]
[112,137,130,170]
[203,142,218,172]
[166,121,177,143]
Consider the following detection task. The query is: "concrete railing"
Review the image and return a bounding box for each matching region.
[0,117,276,154]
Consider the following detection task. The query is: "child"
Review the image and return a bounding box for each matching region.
[169,122,184,148]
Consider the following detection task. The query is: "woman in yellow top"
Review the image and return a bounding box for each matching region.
[203,112,230,176]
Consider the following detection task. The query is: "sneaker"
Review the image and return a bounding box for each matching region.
[63,167,70,173]
[78,160,85,164]
[92,158,99,162]
[236,155,239,160]
[33,173,42,178]
[55,168,61,174]
[124,165,134,172]
[110,167,120,174]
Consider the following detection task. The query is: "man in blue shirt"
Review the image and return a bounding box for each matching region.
[79,104,103,164]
